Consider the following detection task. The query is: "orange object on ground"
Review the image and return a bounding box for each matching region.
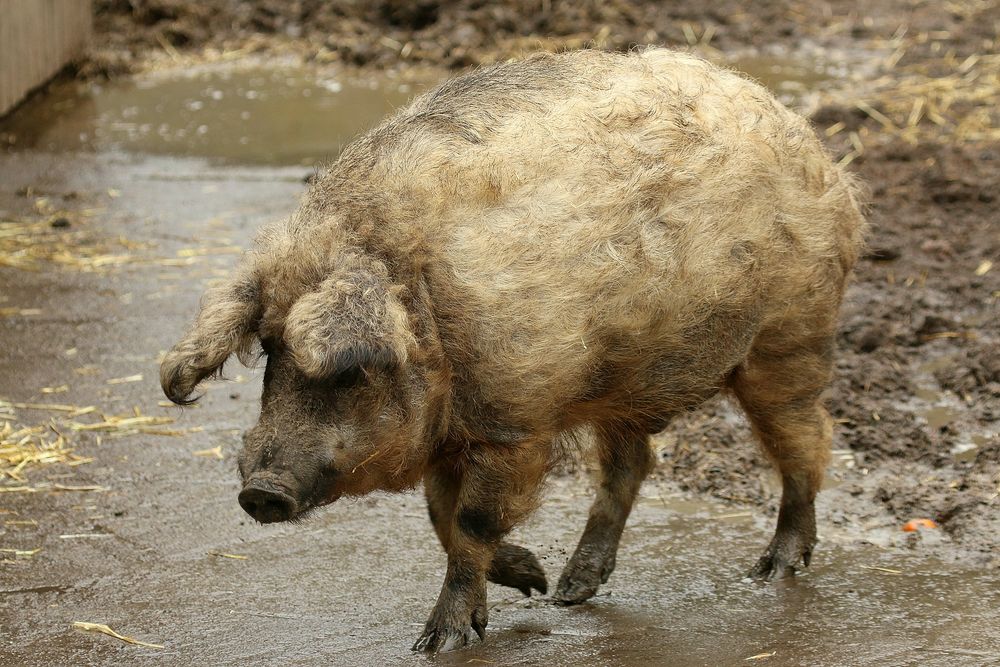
[902,518,938,532]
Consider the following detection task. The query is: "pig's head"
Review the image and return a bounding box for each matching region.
[160,251,439,523]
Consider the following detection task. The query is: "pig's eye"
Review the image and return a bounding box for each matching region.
[326,366,365,391]
[260,338,277,356]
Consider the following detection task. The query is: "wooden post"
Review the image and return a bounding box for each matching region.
[0,0,93,116]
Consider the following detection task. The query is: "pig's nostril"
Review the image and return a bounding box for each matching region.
[241,498,259,516]
[238,484,296,523]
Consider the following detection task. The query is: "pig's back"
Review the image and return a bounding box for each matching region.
[368,48,862,311]
[333,49,865,431]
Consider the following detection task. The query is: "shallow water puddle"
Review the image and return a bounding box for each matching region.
[729,54,841,101]
[498,487,1000,667]
[0,67,419,166]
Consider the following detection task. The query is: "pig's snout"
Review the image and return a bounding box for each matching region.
[238,479,297,523]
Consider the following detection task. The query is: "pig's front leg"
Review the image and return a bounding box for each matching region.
[411,532,492,652]
[413,442,550,653]
[425,464,547,599]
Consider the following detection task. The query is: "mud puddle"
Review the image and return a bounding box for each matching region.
[724,52,852,109]
[0,67,420,166]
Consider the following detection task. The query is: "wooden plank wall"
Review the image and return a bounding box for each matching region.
[0,0,93,116]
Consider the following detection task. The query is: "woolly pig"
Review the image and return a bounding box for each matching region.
[161,48,865,652]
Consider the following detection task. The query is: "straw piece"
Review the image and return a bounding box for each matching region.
[824,121,845,137]
[51,484,110,492]
[0,547,41,558]
[193,445,224,459]
[3,402,94,412]
[154,32,181,62]
[176,245,242,257]
[745,652,777,661]
[72,622,164,649]
[0,307,42,317]
[107,374,143,385]
[860,565,903,575]
[855,101,897,131]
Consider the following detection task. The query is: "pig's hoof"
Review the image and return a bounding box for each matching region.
[747,534,813,581]
[411,605,488,653]
[488,542,548,597]
[554,550,615,605]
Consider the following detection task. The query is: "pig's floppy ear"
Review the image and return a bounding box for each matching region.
[160,276,260,405]
[284,267,413,379]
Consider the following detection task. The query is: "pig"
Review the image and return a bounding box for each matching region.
[160,48,865,652]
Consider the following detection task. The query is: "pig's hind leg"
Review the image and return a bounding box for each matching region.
[728,341,835,580]
[555,428,654,604]
[414,442,550,652]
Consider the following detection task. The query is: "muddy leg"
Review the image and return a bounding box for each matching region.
[414,442,550,652]
[424,464,547,598]
[555,428,653,604]
[488,543,548,597]
[730,348,834,580]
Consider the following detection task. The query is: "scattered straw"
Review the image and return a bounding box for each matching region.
[0,421,86,482]
[0,214,140,272]
[0,209,241,275]
[824,49,1000,144]
[1,400,198,485]
[208,551,248,560]
[72,622,164,649]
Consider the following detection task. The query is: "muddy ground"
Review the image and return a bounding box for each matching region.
[83,0,1000,75]
[1,1,998,665]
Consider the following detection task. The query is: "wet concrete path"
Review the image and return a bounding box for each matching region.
[1,65,998,666]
